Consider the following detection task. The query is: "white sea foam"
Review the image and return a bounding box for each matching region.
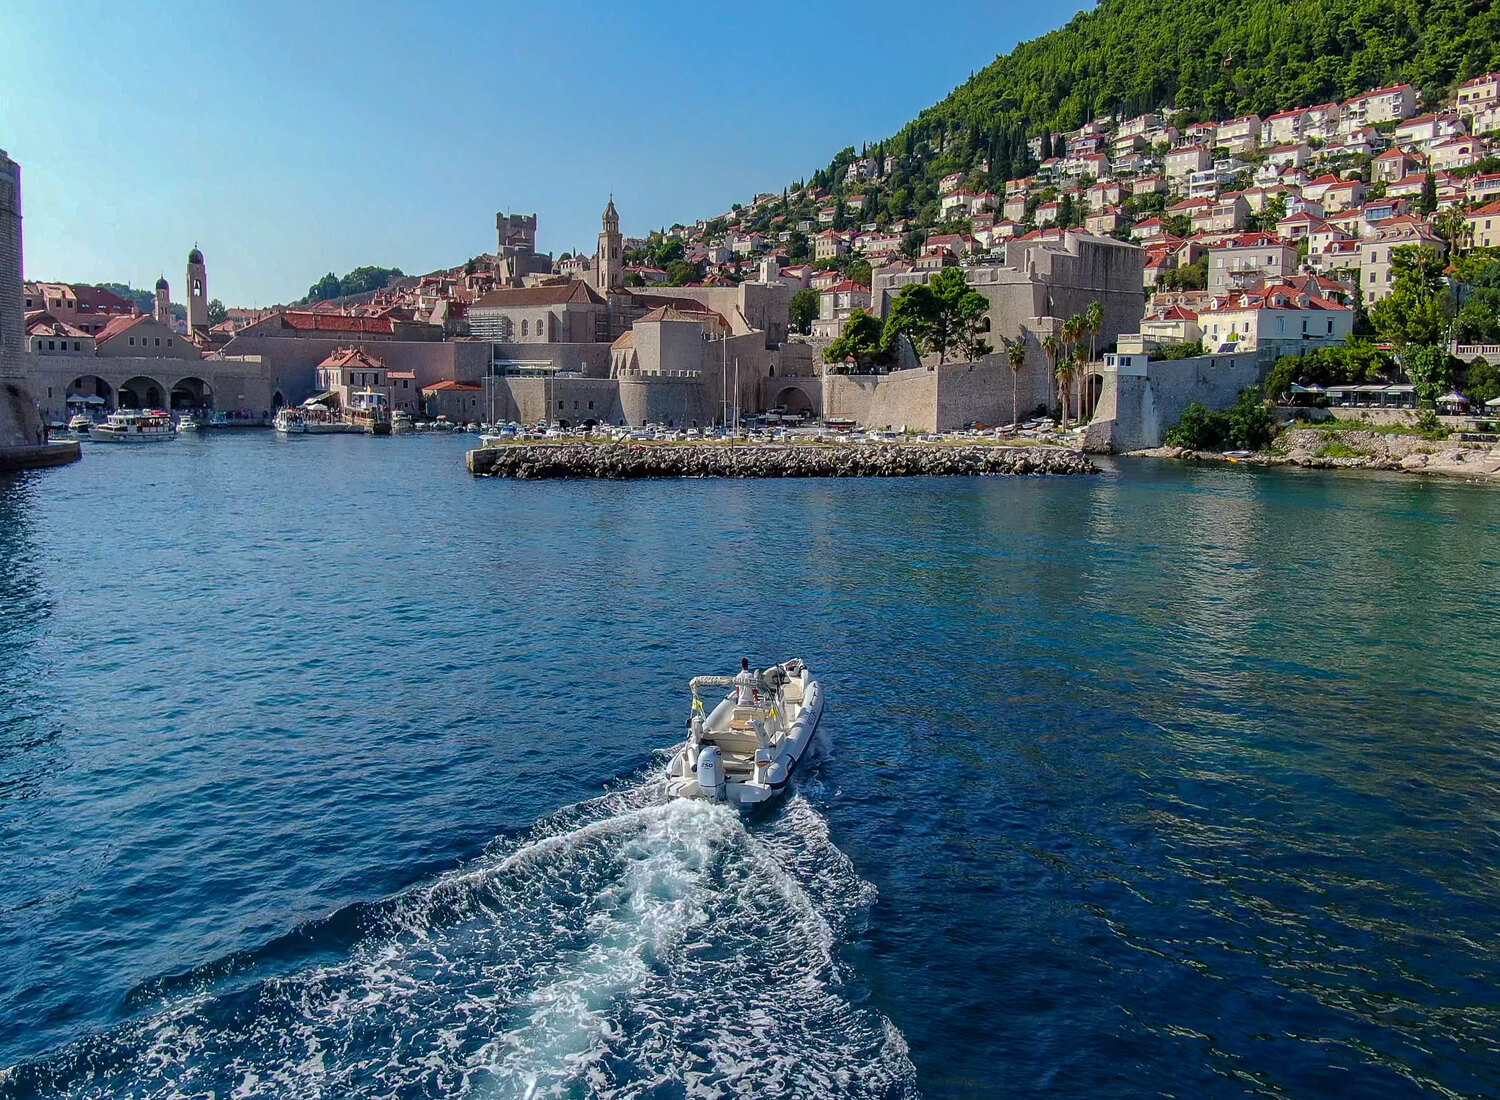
[4,781,918,1099]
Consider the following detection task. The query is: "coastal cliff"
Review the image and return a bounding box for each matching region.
[468,442,1095,479]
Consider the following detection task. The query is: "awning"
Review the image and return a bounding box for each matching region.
[302,391,336,407]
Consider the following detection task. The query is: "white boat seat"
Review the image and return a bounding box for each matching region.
[781,680,805,704]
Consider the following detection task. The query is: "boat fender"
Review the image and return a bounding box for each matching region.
[697,744,725,801]
[764,760,788,787]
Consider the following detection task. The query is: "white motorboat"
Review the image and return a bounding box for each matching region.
[666,659,823,806]
[66,413,93,434]
[90,408,175,443]
[392,410,415,434]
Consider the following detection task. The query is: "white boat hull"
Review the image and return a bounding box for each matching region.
[666,662,823,806]
[90,428,175,443]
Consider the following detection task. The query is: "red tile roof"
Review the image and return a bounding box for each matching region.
[472,281,606,308]
[422,380,481,392]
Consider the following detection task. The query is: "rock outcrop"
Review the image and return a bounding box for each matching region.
[468,442,1095,479]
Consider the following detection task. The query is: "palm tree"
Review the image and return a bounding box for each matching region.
[1073,343,1090,424]
[1056,354,1074,429]
[1041,333,1061,422]
[1005,338,1026,426]
[1086,298,1110,417]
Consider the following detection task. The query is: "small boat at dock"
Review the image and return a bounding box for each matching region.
[90,408,175,443]
[665,659,823,806]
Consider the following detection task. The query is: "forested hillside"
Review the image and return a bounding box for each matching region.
[796,0,1500,222]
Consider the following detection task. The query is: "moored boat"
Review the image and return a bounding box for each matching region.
[90,409,175,443]
[66,413,93,434]
[666,659,823,806]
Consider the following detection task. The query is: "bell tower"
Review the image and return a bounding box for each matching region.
[595,196,623,293]
[154,275,171,326]
[186,246,208,330]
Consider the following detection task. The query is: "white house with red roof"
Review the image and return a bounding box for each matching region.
[1342,84,1417,128]
[1200,283,1352,352]
[1456,73,1500,117]
[1139,304,1201,346]
[1431,137,1480,171]
[813,229,849,261]
[1263,109,1308,145]
[1131,217,1169,242]
[811,280,872,338]
[1321,179,1366,212]
[1466,199,1500,249]
[1164,144,1212,182]
[1372,148,1418,184]
[1393,113,1466,151]
[1207,233,1299,293]
[1218,115,1263,154]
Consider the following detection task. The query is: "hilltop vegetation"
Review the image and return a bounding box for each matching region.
[301,265,404,305]
[789,0,1500,223]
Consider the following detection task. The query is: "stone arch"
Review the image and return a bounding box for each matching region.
[67,375,113,410]
[170,376,214,410]
[1083,372,1105,419]
[272,390,286,410]
[119,375,167,410]
[774,386,815,415]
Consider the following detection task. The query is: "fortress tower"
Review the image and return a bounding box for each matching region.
[154,275,171,326]
[186,246,208,331]
[595,196,623,293]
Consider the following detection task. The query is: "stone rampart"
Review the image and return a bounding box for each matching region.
[1082,349,1273,452]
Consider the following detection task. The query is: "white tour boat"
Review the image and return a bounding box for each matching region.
[665,659,823,806]
[90,409,175,443]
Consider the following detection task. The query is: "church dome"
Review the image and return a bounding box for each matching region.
[155,275,168,290]
[188,248,204,265]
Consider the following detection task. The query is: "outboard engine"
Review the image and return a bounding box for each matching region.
[696,744,726,801]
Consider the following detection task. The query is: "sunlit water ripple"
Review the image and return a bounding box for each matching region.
[1,433,1498,1098]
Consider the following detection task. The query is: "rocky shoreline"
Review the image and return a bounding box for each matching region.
[467,441,1096,479]
[1131,426,1500,482]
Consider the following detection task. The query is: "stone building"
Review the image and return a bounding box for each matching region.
[0,148,59,463]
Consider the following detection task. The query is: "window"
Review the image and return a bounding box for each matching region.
[47,339,55,350]
[167,339,172,346]
[557,400,564,410]
[74,341,80,351]
[154,338,160,346]
[1370,272,1376,283]
[129,336,135,345]
[521,319,529,337]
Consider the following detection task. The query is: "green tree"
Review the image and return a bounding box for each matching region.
[1460,357,1500,405]
[665,258,704,286]
[790,288,820,335]
[1370,246,1451,348]
[1419,170,1438,216]
[1005,338,1026,426]
[306,272,341,302]
[883,268,992,364]
[207,298,227,326]
[824,309,890,372]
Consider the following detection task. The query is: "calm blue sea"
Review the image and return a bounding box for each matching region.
[1,433,1498,1098]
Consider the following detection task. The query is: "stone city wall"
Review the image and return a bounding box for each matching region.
[1083,350,1273,453]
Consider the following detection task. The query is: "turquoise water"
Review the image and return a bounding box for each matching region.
[1,434,1498,1098]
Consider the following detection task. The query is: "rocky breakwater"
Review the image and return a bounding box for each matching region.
[467,442,1096,479]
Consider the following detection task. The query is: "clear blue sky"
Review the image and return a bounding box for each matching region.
[0,1,1086,306]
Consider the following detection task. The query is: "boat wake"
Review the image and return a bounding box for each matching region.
[1,772,917,1099]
